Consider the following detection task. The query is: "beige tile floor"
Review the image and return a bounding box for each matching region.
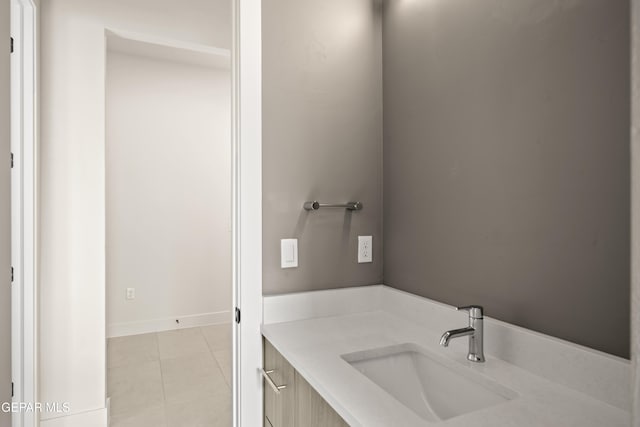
[107,324,232,427]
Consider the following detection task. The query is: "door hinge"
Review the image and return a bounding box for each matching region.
[10,153,13,168]
[235,307,241,324]
[11,266,13,282]
[11,382,13,398]
[10,37,13,54]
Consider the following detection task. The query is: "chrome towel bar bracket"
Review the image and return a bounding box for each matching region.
[303,201,363,211]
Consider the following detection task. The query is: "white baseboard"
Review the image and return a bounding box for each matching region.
[40,408,107,427]
[107,310,232,338]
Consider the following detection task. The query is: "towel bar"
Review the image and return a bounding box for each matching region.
[303,201,362,211]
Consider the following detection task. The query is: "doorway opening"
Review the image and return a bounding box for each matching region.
[104,29,233,426]
[12,0,265,425]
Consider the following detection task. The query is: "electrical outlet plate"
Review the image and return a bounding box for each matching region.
[126,287,135,300]
[358,236,373,263]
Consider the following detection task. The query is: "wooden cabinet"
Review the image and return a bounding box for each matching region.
[295,373,349,427]
[263,338,349,427]
[264,339,296,427]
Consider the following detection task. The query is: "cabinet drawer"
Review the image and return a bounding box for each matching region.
[263,339,295,427]
[263,337,349,427]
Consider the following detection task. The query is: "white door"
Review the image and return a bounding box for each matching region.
[0,0,12,426]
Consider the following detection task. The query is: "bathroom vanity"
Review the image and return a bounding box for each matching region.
[262,286,631,427]
[263,339,348,427]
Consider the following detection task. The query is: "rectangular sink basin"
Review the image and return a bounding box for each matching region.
[342,343,517,422]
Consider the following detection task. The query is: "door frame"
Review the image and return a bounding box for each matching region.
[232,0,263,425]
[11,0,265,425]
[10,0,37,426]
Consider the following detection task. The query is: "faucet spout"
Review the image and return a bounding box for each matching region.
[439,305,485,362]
[439,327,475,347]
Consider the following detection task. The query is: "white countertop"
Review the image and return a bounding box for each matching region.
[262,291,630,426]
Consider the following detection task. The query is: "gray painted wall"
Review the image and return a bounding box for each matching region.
[0,0,10,424]
[262,0,383,294]
[632,0,639,420]
[383,0,630,358]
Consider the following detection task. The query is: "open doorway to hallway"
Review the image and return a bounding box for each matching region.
[103,16,232,427]
[38,0,233,425]
[14,0,267,424]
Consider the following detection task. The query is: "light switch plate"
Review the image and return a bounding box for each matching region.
[358,236,373,263]
[281,238,298,268]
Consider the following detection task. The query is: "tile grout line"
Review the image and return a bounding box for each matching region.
[201,326,233,389]
[111,327,230,426]
[107,333,167,426]
[156,332,170,427]
[202,326,229,387]
[196,326,224,381]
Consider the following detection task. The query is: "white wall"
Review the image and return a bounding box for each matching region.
[0,1,10,426]
[40,0,230,423]
[106,51,231,337]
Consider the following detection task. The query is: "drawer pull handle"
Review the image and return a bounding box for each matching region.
[261,368,287,394]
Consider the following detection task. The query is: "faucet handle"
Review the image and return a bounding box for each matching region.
[457,305,483,319]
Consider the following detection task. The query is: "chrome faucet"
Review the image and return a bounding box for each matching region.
[439,305,485,363]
